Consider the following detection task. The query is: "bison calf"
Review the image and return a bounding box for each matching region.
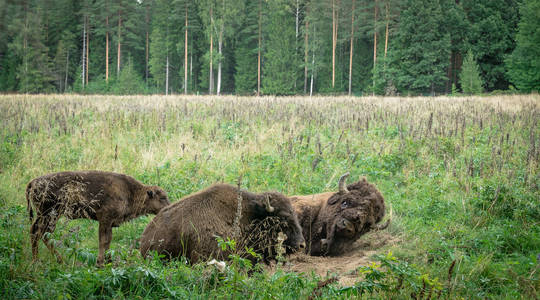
[26,171,170,265]
[140,183,305,263]
[291,173,389,256]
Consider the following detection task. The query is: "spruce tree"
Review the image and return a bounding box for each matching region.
[506,0,540,93]
[463,0,520,91]
[9,2,55,93]
[234,0,259,94]
[262,0,296,95]
[459,49,483,94]
[387,0,450,94]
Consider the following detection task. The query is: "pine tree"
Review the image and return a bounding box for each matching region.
[459,49,483,94]
[506,0,540,92]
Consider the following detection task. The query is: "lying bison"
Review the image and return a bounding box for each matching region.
[26,171,170,265]
[139,183,305,263]
[291,173,389,256]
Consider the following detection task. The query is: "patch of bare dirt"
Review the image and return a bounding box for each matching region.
[269,230,400,286]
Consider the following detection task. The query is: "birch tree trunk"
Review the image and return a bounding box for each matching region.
[165,55,169,95]
[82,15,86,89]
[217,25,223,95]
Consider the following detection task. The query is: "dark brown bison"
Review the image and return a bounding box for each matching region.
[139,183,306,263]
[291,173,389,256]
[26,171,170,265]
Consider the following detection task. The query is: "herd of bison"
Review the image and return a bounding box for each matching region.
[26,170,389,267]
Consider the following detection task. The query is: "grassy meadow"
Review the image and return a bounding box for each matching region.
[0,94,539,299]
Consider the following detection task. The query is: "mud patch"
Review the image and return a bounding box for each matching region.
[269,230,400,286]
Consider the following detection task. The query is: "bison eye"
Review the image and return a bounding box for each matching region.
[341,201,349,209]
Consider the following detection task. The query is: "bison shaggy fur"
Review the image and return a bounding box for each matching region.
[139,183,305,263]
[26,171,170,265]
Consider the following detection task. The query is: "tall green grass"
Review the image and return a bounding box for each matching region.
[1,94,538,298]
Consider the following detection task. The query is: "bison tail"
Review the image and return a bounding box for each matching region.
[26,181,34,221]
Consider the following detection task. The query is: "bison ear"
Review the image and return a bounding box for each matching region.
[327,195,340,205]
[147,190,154,198]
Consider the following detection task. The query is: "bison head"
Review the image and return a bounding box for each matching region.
[314,173,387,256]
[145,186,171,214]
[254,192,306,253]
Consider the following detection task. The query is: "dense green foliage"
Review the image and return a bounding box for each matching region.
[1,94,539,298]
[459,50,484,95]
[0,0,536,95]
[506,0,540,93]
[387,0,450,94]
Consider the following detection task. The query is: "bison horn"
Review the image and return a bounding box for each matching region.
[338,172,350,193]
[265,195,275,213]
[371,219,391,231]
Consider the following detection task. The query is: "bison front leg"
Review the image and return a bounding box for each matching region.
[97,222,113,266]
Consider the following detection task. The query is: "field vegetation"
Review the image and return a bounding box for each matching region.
[0,94,539,299]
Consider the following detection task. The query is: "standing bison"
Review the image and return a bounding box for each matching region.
[291,173,389,256]
[26,171,170,265]
[139,183,305,263]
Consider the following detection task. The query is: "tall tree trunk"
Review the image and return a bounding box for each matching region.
[209,6,214,94]
[446,52,453,93]
[217,25,223,95]
[184,2,188,94]
[304,5,309,94]
[166,55,169,95]
[82,15,86,90]
[64,49,69,92]
[332,0,336,88]
[145,5,149,83]
[257,0,261,96]
[106,15,109,82]
[310,50,315,97]
[23,2,28,93]
[294,0,299,90]
[372,0,378,94]
[384,0,389,58]
[117,8,122,77]
[86,15,89,85]
[349,0,355,95]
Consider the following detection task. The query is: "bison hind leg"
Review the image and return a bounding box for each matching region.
[30,215,63,263]
[30,217,42,261]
